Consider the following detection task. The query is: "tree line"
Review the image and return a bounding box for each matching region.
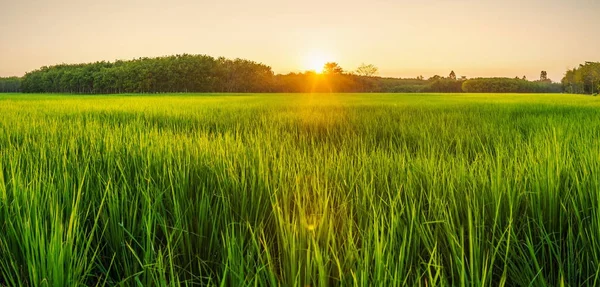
[462,77,562,93]
[20,55,274,94]
[0,77,22,92]
[562,62,600,94]
[0,54,591,94]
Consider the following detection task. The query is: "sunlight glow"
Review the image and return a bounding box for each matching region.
[304,51,330,73]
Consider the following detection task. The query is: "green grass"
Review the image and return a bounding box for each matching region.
[1,93,600,286]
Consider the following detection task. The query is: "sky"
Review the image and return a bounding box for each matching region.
[1,0,599,81]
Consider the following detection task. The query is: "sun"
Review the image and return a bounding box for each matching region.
[304,51,329,73]
[308,57,326,73]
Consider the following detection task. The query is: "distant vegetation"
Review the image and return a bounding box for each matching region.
[20,55,273,94]
[562,62,600,94]
[462,78,562,93]
[0,77,21,92]
[0,54,596,94]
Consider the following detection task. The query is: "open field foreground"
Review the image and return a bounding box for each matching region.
[1,93,600,286]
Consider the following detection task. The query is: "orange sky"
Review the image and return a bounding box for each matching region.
[1,0,598,82]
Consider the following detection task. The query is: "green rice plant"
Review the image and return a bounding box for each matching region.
[1,93,600,286]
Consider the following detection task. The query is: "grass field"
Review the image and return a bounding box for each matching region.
[1,93,600,286]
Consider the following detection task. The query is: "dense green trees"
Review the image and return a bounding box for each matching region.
[0,54,579,94]
[462,78,562,93]
[562,62,600,94]
[427,78,464,92]
[0,77,21,92]
[16,56,460,94]
[20,55,274,94]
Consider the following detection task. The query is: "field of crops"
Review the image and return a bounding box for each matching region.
[1,93,600,286]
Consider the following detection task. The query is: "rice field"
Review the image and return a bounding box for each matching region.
[1,93,600,286]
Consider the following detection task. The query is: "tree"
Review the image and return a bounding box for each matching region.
[584,62,600,94]
[355,63,378,77]
[20,54,275,94]
[522,75,527,81]
[561,62,600,94]
[0,77,22,92]
[427,78,463,92]
[449,70,456,80]
[323,62,343,75]
[462,78,562,93]
[540,71,548,81]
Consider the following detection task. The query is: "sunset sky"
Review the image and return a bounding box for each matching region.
[1,0,598,81]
